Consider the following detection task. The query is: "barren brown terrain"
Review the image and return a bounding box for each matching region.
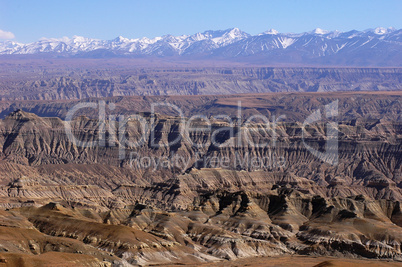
[167,256,402,267]
[0,90,401,121]
[0,91,400,266]
[1,0,401,264]
[0,58,400,101]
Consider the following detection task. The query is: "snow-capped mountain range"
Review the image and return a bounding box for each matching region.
[1,27,401,66]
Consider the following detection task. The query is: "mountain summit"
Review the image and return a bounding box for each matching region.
[0,27,400,66]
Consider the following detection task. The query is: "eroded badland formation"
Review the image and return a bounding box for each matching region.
[0,60,401,266]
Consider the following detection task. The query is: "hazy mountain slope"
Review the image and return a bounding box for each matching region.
[0,65,400,101]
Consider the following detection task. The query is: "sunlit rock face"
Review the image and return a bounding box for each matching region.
[0,92,401,265]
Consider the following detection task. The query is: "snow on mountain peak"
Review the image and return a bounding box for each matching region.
[311,28,329,35]
[260,29,279,35]
[375,27,387,35]
[210,28,249,45]
[70,35,95,44]
[226,28,246,38]
[39,36,70,43]
[71,36,87,42]
[191,32,208,41]
[114,36,126,41]
[372,27,396,35]
[112,36,134,44]
[0,27,400,58]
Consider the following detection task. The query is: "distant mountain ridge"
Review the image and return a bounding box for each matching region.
[0,27,401,66]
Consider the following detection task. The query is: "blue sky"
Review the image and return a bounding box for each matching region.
[0,0,401,43]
